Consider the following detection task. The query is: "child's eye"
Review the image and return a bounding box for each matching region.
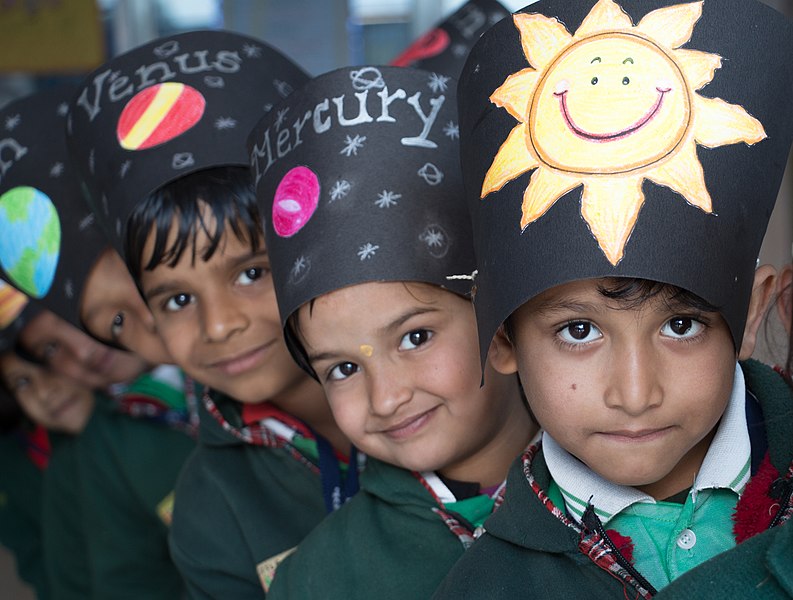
[237,267,264,286]
[164,293,194,312]
[398,329,433,350]
[557,321,602,345]
[111,313,124,339]
[328,362,359,381]
[661,317,705,339]
[12,376,30,392]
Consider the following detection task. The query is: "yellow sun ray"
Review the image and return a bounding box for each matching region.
[520,168,582,229]
[482,123,539,197]
[693,95,766,148]
[636,1,703,49]
[581,177,645,265]
[491,68,541,122]
[514,13,572,69]
[646,138,712,212]
[574,0,633,37]
[483,0,766,266]
[674,49,721,91]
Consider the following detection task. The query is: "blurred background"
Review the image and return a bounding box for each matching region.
[0,0,791,594]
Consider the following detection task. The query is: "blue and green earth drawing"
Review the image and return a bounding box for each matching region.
[0,186,61,298]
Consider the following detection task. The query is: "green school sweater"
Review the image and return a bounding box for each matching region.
[42,431,92,600]
[79,396,195,599]
[268,457,476,600]
[169,393,327,599]
[0,431,49,600]
[432,360,793,599]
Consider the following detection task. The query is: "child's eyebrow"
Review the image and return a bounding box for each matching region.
[144,283,181,302]
[306,306,440,365]
[531,298,603,317]
[223,248,269,270]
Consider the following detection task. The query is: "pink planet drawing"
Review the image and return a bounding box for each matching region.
[272,166,320,237]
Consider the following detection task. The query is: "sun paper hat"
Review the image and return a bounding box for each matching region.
[390,0,510,79]
[66,30,310,259]
[0,85,110,329]
[457,0,793,359]
[249,66,474,375]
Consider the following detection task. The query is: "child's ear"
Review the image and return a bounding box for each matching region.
[487,325,519,375]
[775,264,793,335]
[739,264,777,360]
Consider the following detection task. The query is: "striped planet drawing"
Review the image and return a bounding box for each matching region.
[272,166,320,238]
[0,281,28,329]
[117,82,206,151]
[0,186,61,299]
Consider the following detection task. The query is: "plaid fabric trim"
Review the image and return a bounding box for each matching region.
[414,471,506,550]
[578,529,653,600]
[203,390,319,475]
[522,443,652,599]
[774,462,793,527]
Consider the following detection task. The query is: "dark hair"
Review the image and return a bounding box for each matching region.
[504,277,721,341]
[125,166,262,282]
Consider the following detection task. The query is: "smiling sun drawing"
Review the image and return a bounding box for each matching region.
[483,0,766,265]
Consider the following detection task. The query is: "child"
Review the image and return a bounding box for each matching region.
[67,31,354,597]
[434,0,793,597]
[0,84,171,367]
[248,65,536,597]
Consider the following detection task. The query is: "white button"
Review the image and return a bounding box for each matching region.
[473,526,485,539]
[676,528,696,550]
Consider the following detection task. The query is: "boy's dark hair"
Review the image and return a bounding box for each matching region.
[504,278,722,342]
[125,166,262,282]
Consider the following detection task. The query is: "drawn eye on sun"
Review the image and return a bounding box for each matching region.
[483,0,766,265]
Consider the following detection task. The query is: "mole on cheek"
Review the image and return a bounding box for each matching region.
[570,383,577,391]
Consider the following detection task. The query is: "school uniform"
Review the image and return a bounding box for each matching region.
[78,394,196,599]
[42,430,92,600]
[268,457,503,599]
[0,428,50,599]
[169,391,348,599]
[432,360,793,599]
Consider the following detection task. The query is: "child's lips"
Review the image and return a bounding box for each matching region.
[207,341,275,376]
[379,406,439,441]
[598,426,674,443]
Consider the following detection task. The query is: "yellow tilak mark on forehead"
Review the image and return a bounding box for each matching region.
[360,344,374,357]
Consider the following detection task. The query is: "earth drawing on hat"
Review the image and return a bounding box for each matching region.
[483,0,766,265]
[0,186,61,298]
[0,280,28,329]
[117,82,206,150]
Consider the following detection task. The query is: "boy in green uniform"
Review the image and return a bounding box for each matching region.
[433,0,793,597]
[67,31,354,597]
[0,85,197,599]
[248,65,536,597]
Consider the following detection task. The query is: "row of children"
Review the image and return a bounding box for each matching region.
[1,0,792,597]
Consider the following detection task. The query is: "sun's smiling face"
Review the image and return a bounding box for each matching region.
[483,0,766,265]
[531,33,691,174]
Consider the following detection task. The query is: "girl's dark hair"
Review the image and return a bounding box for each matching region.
[125,166,262,282]
[504,278,721,341]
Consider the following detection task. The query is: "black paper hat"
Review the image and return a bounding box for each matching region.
[249,66,474,374]
[390,0,510,80]
[458,0,793,360]
[0,85,110,329]
[66,30,310,257]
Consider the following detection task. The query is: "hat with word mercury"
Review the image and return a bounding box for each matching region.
[0,85,110,329]
[249,65,473,375]
[66,29,309,258]
[390,0,510,79]
[458,0,793,359]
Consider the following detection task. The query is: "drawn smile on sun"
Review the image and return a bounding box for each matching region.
[483,0,766,265]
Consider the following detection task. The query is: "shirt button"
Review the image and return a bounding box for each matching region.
[676,528,696,550]
[473,526,485,539]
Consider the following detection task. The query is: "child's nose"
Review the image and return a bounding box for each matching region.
[201,294,249,342]
[367,362,413,418]
[603,343,662,415]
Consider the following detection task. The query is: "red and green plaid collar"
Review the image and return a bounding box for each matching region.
[203,390,320,475]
